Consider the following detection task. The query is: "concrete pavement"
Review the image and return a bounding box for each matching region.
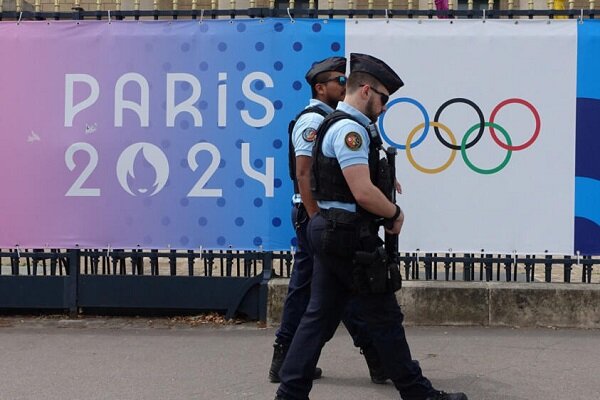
[0,317,598,400]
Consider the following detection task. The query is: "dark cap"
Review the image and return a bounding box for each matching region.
[305,56,347,85]
[350,53,404,95]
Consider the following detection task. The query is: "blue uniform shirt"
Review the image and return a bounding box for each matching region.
[291,99,334,204]
[318,102,372,212]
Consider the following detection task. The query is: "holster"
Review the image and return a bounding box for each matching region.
[353,246,402,294]
[319,208,401,293]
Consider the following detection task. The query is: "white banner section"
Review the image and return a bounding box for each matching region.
[346,20,577,254]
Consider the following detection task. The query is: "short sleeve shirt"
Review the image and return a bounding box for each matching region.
[290,99,333,203]
[318,102,373,212]
[321,102,372,169]
[292,99,334,158]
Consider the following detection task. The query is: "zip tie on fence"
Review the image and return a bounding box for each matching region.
[16,246,21,259]
[512,250,517,266]
[198,245,203,262]
[290,245,296,257]
[287,7,295,22]
[576,250,581,267]
[385,8,389,21]
[200,8,204,23]
[106,244,111,259]
[579,8,584,24]
[416,249,420,266]
[482,8,486,21]
[17,11,23,24]
[108,9,111,23]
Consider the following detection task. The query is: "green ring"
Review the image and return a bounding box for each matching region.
[461,122,512,175]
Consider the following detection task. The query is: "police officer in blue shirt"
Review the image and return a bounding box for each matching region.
[274,53,468,400]
[269,56,388,385]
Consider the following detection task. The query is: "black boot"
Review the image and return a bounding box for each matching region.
[269,342,287,383]
[425,390,468,400]
[360,345,388,384]
[361,346,421,385]
[269,342,322,383]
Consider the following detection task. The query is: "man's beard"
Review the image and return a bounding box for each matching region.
[365,97,380,123]
[324,93,343,109]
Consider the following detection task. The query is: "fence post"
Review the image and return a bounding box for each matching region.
[258,251,273,323]
[443,252,451,281]
[463,253,472,281]
[503,254,512,281]
[67,248,80,317]
[424,253,432,280]
[544,252,553,282]
[524,254,532,282]
[564,255,572,283]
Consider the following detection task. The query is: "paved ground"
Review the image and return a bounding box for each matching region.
[0,316,598,400]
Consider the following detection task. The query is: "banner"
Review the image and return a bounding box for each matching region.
[575,20,600,255]
[0,18,599,254]
[0,19,344,250]
[347,20,577,254]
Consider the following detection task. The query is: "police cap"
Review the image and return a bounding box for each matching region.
[305,56,347,85]
[350,53,404,95]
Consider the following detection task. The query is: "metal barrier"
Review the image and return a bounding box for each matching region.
[0,248,293,319]
[0,6,598,318]
[3,249,598,284]
[396,252,599,284]
[0,3,599,20]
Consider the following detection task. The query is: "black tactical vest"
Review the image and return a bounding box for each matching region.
[311,110,381,205]
[288,106,329,195]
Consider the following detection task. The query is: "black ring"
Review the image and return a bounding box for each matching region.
[433,98,485,150]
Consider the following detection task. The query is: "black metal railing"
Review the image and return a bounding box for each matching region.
[1,248,598,283]
[0,248,282,318]
[396,252,599,284]
[0,8,597,21]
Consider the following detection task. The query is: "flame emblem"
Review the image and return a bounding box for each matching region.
[116,143,169,196]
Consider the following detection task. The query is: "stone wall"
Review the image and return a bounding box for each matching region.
[268,279,600,329]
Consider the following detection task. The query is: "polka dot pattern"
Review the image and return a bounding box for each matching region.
[112,19,344,250]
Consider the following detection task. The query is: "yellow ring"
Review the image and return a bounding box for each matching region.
[405,122,457,174]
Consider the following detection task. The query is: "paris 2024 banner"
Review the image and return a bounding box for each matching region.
[1,19,599,254]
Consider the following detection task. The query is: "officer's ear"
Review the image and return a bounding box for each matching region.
[359,84,371,100]
[314,82,327,97]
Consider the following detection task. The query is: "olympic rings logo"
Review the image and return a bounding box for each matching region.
[378,97,541,175]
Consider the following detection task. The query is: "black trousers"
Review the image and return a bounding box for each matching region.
[276,204,374,349]
[276,212,435,400]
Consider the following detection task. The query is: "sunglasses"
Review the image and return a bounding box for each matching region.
[361,84,389,105]
[319,76,347,86]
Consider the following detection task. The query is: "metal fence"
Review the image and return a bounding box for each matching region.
[1,3,600,20]
[1,8,598,318]
[0,248,292,318]
[2,248,599,282]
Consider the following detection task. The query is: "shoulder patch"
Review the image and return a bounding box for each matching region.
[344,132,363,151]
[301,128,317,142]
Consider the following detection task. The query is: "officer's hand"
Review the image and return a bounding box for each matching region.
[385,209,404,235]
[394,179,402,194]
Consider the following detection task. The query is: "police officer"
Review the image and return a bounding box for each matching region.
[269,56,388,385]
[274,54,468,400]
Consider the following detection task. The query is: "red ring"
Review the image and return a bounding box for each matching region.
[489,98,541,151]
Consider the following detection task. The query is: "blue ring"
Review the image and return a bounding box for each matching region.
[378,97,430,150]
